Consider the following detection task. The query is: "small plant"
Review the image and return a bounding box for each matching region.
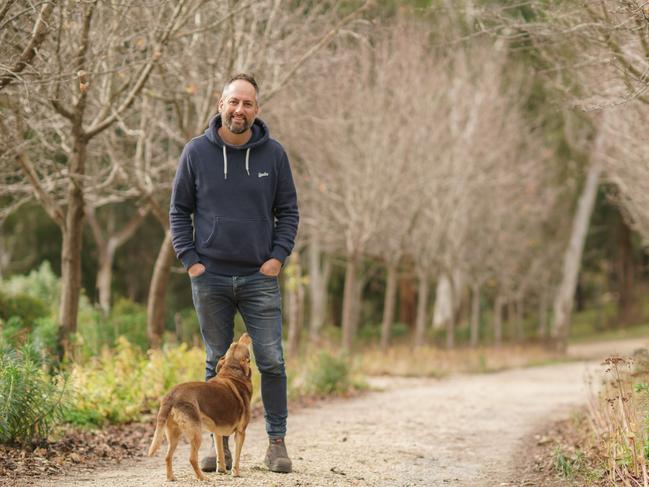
[0,343,66,445]
[553,447,574,478]
[304,351,352,395]
[553,447,586,479]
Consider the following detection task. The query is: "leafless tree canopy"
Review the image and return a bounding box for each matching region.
[4,1,648,353]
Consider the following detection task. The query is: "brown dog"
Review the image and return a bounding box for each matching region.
[148,333,253,480]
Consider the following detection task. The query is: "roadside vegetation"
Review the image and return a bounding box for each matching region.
[543,351,649,486]
[1,262,645,449]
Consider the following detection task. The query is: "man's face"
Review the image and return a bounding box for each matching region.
[218,79,259,135]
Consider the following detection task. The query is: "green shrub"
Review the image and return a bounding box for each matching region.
[0,316,28,346]
[0,344,66,445]
[1,261,60,307]
[304,351,352,395]
[0,290,49,329]
[174,307,201,344]
[108,298,148,350]
[64,337,209,426]
[30,317,59,358]
[75,298,148,358]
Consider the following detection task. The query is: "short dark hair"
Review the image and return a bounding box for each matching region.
[225,73,259,96]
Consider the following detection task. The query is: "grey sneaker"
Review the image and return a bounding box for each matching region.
[200,435,232,472]
[264,437,292,473]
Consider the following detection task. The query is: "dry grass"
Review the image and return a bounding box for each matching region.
[357,343,566,377]
[585,353,649,486]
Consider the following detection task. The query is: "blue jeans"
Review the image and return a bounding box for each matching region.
[190,270,287,439]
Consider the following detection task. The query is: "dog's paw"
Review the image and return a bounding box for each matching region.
[232,468,240,477]
[166,475,176,482]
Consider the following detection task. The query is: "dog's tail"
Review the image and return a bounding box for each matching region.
[147,399,173,456]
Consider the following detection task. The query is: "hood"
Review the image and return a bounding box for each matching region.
[205,113,270,150]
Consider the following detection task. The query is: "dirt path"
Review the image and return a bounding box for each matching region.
[27,338,648,487]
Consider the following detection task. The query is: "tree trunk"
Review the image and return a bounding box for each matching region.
[380,261,399,350]
[432,273,453,331]
[515,297,524,342]
[174,312,183,343]
[445,278,456,350]
[469,283,480,347]
[494,293,504,347]
[147,231,175,349]
[616,215,635,327]
[446,312,455,349]
[57,139,87,359]
[308,240,330,343]
[286,252,303,358]
[0,225,10,279]
[88,206,148,316]
[432,269,464,331]
[413,270,429,347]
[341,254,359,351]
[538,287,549,339]
[551,161,602,352]
[399,272,416,327]
[349,272,365,342]
[95,242,115,315]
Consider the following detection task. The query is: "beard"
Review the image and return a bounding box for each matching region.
[223,112,252,134]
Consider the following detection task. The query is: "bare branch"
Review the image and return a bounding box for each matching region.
[0,1,57,91]
[263,0,374,103]
[84,0,189,139]
[0,116,66,228]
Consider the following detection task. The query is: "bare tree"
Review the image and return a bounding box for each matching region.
[279,21,436,350]
[86,204,149,315]
[1,1,191,356]
[551,150,603,350]
[604,105,649,244]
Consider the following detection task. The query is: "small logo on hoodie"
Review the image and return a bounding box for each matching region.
[258,172,269,178]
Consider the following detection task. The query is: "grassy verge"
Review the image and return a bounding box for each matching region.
[358,343,568,377]
[1,334,366,443]
[525,349,649,486]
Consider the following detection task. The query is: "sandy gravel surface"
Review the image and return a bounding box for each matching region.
[26,338,648,487]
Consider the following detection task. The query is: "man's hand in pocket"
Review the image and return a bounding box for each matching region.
[259,258,281,277]
[188,263,206,277]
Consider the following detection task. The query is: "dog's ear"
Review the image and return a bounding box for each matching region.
[241,359,252,379]
[240,358,251,379]
[238,333,252,346]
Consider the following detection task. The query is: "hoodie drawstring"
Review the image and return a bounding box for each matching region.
[223,145,228,180]
[222,146,251,179]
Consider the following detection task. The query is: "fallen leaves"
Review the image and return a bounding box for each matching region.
[0,421,155,482]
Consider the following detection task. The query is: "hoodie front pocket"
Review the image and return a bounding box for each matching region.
[202,216,271,264]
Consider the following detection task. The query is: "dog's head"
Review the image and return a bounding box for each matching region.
[217,333,253,380]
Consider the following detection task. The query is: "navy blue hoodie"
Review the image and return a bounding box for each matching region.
[169,114,299,276]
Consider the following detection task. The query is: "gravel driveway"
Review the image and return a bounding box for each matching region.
[28,338,647,487]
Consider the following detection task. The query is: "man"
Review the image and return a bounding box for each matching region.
[169,73,298,474]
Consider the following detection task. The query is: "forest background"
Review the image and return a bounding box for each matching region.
[2,1,649,477]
